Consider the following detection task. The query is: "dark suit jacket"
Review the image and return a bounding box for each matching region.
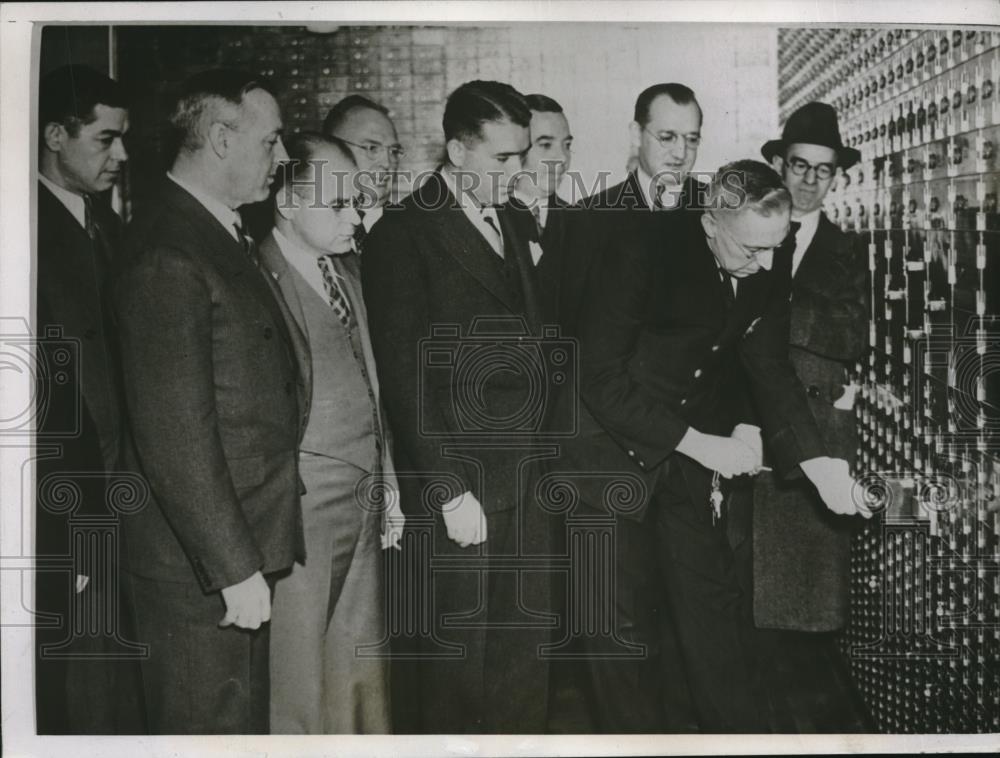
[37,182,124,471]
[753,212,868,630]
[36,181,127,572]
[784,212,868,455]
[571,212,828,520]
[113,178,308,593]
[362,170,547,517]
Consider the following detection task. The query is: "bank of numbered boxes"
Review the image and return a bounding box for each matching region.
[779,27,1000,734]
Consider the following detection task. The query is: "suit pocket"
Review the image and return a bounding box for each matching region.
[227,454,268,491]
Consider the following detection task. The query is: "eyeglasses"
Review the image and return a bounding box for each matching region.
[340,138,406,161]
[642,126,701,150]
[786,156,835,180]
[714,216,778,264]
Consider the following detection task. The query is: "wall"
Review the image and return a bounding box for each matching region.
[107,23,777,211]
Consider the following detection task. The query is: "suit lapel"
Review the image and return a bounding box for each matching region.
[256,232,313,420]
[423,173,520,313]
[792,212,835,289]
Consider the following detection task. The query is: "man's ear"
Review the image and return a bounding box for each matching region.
[207,122,230,159]
[701,210,717,239]
[769,154,785,175]
[628,120,642,151]
[42,122,65,154]
[445,138,465,168]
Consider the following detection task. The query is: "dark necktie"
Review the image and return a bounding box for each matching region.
[718,267,736,308]
[317,255,353,328]
[233,221,258,263]
[482,212,503,257]
[354,209,368,253]
[531,203,544,237]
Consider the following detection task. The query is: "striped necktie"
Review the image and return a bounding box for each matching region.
[317,255,353,328]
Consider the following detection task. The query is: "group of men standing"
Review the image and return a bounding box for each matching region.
[36,61,868,736]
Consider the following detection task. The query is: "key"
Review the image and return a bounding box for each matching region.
[710,471,723,525]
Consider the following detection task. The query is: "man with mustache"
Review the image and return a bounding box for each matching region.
[114,69,305,733]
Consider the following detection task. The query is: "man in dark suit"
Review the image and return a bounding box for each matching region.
[260,133,399,733]
[755,103,869,632]
[322,94,403,240]
[114,69,306,734]
[571,160,871,732]
[362,80,556,733]
[35,63,144,734]
[510,94,574,314]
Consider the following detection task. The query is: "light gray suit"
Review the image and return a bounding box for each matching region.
[259,231,396,734]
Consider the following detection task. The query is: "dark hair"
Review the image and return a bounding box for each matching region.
[443,80,530,143]
[39,65,126,139]
[275,131,355,191]
[168,68,274,154]
[525,93,564,114]
[633,82,701,126]
[708,159,790,216]
[322,94,390,136]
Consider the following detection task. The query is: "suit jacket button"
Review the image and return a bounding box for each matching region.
[694,369,702,378]
[710,344,719,352]
[680,398,687,406]
[263,326,273,339]
[627,449,635,457]
[637,460,645,468]
[807,385,821,399]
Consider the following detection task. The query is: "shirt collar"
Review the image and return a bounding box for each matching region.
[441,166,498,227]
[39,173,87,230]
[167,172,242,241]
[793,208,822,240]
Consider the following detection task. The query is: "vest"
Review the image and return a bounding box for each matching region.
[290,264,382,472]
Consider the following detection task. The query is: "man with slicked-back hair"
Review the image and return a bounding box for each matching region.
[363,80,557,733]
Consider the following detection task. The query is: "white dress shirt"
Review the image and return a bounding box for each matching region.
[39,173,87,230]
[790,209,821,278]
[167,172,242,241]
[272,227,338,303]
[441,168,504,257]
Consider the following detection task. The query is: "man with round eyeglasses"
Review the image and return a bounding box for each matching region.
[751,102,870,639]
[323,95,404,237]
[572,159,871,732]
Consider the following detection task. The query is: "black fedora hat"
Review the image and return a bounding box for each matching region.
[761,101,860,169]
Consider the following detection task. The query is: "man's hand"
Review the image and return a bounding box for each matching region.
[381,487,405,551]
[441,491,487,548]
[676,427,758,478]
[731,424,764,475]
[801,456,873,518]
[219,570,271,630]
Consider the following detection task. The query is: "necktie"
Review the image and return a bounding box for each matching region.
[354,209,368,253]
[83,194,110,268]
[482,210,503,257]
[718,267,736,308]
[531,203,544,236]
[317,255,353,328]
[233,221,257,263]
[653,183,666,210]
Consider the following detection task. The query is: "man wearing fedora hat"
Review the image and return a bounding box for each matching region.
[754,101,869,636]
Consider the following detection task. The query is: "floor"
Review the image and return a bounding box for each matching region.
[543,630,873,734]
